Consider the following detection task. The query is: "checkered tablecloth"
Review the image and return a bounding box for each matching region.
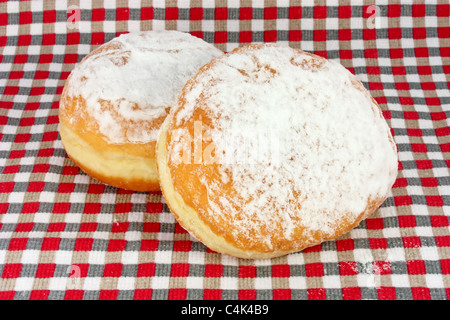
[0,0,449,301]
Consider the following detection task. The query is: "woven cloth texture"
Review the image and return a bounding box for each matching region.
[0,0,449,300]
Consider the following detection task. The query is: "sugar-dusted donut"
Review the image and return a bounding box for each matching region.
[157,44,398,259]
[59,31,222,191]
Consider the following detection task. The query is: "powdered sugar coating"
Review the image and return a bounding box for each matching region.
[168,44,398,250]
[63,31,222,144]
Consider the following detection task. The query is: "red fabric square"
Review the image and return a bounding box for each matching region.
[0,291,15,300]
[137,263,156,277]
[342,287,361,300]
[165,7,178,20]
[43,10,57,23]
[307,288,326,300]
[91,8,105,21]
[393,177,407,188]
[30,290,50,300]
[35,264,56,278]
[22,202,40,213]
[395,82,409,91]
[415,47,429,57]
[0,13,7,25]
[14,223,33,232]
[417,65,432,75]
[313,30,327,42]
[214,31,227,43]
[47,222,65,232]
[264,30,277,42]
[20,11,32,24]
[64,290,85,300]
[18,34,32,46]
[239,31,253,43]
[273,289,291,300]
[238,289,256,300]
[398,215,416,228]
[189,7,202,20]
[205,264,223,277]
[168,288,187,300]
[99,290,119,300]
[426,195,444,207]
[438,27,450,38]
[412,4,426,17]
[402,236,421,248]
[116,7,129,20]
[436,236,450,247]
[215,7,228,20]
[173,240,192,252]
[264,7,277,20]
[394,195,412,206]
[134,289,152,300]
[289,6,301,19]
[66,33,80,45]
[411,287,431,300]
[441,259,450,274]
[407,260,426,275]
[403,111,419,119]
[413,27,427,39]
[114,203,132,213]
[140,239,158,251]
[42,33,55,45]
[107,239,126,251]
[305,263,324,277]
[437,4,450,17]
[240,7,252,20]
[339,261,358,276]
[103,263,123,277]
[9,150,25,158]
[430,216,449,227]
[388,28,402,39]
[171,263,190,277]
[239,265,256,278]
[388,4,402,17]
[369,238,388,249]
[27,181,45,192]
[336,239,354,251]
[74,238,94,251]
[83,203,102,214]
[407,128,423,136]
[272,264,290,277]
[41,237,60,250]
[390,48,403,59]
[91,32,104,45]
[339,29,352,41]
[0,182,15,193]
[52,202,71,214]
[174,223,188,234]
[8,238,28,250]
[374,260,391,275]
[203,289,222,300]
[338,6,352,18]
[421,177,438,187]
[2,264,22,278]
[340,49,353,59]
[146,202,162,213]
[411,143,427,152]
[313,6,327,19]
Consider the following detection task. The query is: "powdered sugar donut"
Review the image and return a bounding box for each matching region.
[157,44,398,259]
[59,31,222,191]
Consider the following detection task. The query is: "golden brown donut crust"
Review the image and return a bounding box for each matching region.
[157,44,398,259]
[59,31,222,192]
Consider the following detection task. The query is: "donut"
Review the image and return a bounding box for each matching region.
[59,31,222,191]
[157,44,398,259]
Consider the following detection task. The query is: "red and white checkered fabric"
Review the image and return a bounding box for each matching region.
[0,0,449,300]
